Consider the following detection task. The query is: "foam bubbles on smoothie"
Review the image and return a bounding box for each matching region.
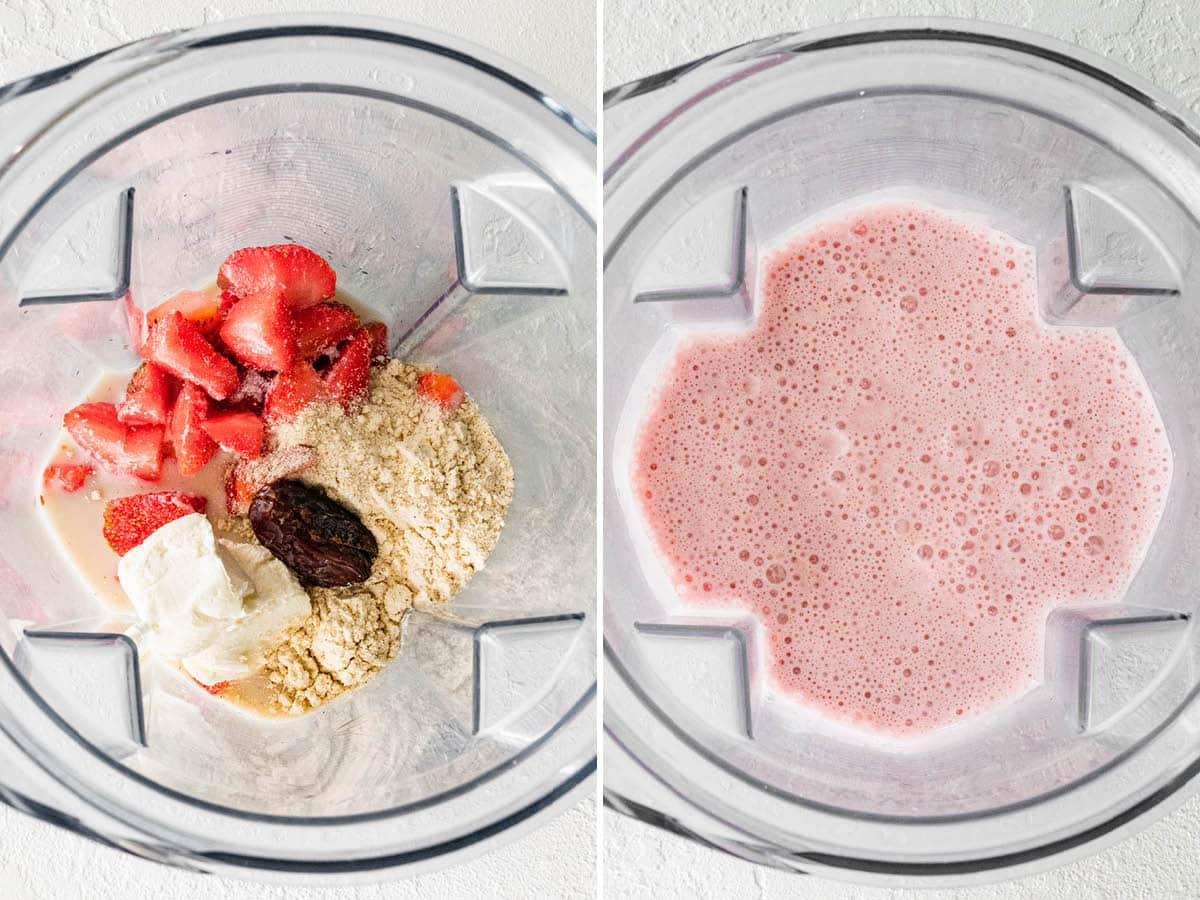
[634,203,1171,735]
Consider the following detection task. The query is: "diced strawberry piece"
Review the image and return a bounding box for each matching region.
[324,328,371,412]
[416,372,464,412]
[168,383,217,476]
[364,321,389,359]
[123,425,165,481]
[117,363,175,426]
[64,403,125,471]
[201,410,263,459]
[219,291,296,372]
[141,311,239,400]
[219,290,240,316]
[264,360,328,423]
[224,446,319,514]
[63,403,163,481]
[227,366,272,413]
[225,468,249,516]
[43,462,93,492]
[191,674,230,695]
[146,286,223,340]
[217,244,336,309]
[63,402,143,478]
[102,491,207,556]
[224,466,254,516]
[293,301,359,358]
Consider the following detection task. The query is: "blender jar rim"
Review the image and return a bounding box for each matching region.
[0,13,597,142]
[603,16,1200,159]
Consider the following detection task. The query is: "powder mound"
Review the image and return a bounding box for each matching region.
[261,360,513,713]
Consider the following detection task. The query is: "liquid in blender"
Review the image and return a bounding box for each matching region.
[633,202,1172,734]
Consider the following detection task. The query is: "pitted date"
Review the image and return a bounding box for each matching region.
[249,480,378,587]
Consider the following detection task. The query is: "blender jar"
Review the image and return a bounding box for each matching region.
[604,20,1200,886]
[0,15,595,881]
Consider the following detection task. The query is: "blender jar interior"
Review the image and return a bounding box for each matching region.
[0,17,594,872]
[605,22,1200,877]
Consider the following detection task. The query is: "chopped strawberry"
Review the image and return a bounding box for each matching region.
[224,467,250,516]
[217,244,336,309]
[219,290,240,316]
[293,301,359,358]
[224,446,319,514]
[416,372,464,412]
[227,366,272,413]
[117,363,174,426]
[141,311,239,400]
[264,360,328,423]
[168,383,217,476]
[63,403,148,480]
[43,462,93,492]
[146,287,223,340]
[364,321,389,359]
[197,676,230,695]
[64,403,125,471]
[219,291,296,372]
[63,403,162,481]
[102,491,207,556]
[201,410,263,459]
[324,328,371,412]
[123,425,165,481]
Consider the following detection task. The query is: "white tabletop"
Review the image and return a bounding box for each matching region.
[0,1,596,898]
[602,0,1200,897]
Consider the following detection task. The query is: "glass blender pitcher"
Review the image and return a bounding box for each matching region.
[0,15,595,881]
[604,19,1200,887]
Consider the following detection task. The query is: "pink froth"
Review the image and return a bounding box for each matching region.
[633,202,1171,734]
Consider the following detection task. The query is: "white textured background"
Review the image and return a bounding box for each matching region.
[603,1,1200,898]
[0,1,596,898]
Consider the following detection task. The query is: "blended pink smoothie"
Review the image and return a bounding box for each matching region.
[633,202,1171,734]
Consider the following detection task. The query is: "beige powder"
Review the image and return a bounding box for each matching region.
[254,360,513,713]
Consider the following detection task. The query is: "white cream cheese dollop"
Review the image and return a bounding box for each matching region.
[182,539,310,685]
[117,513,310,684]
[118,514,251,656]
